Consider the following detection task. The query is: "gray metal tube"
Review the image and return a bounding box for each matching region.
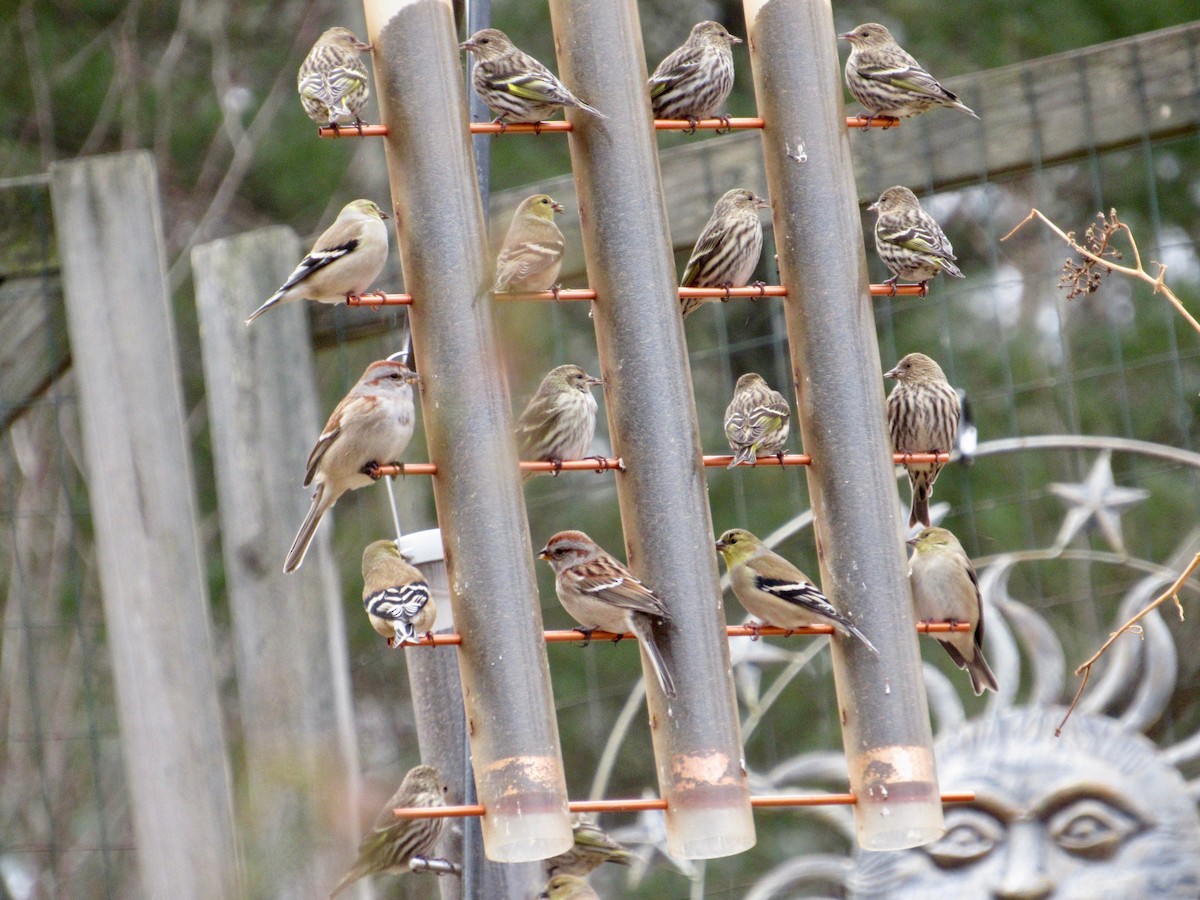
[548,0,755,859]
[363,0,572,862]
[400,529,541,898]
[742,0,944,849]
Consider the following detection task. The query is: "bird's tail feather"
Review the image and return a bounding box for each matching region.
[244,289,285,325]
[284,485,330,574]
[632,616,676,699]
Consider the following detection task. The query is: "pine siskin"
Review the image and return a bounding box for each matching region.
[284,360,421,573]
[515,365,602,475]
[679,188,768,317]
[869,186,963,289]
[715,529,877,653]
[329,764,448,897]
[648,21,741,126]
[538,531,676,699]
[494,194,566,292]
[908,526,998,695]
[724,373,790,468]
[540,874,600,900]
[838,23,978,122]
[545,814,634,878]
[460,29,605,125]
[298,27,373,128]
[885,352,960,529]
[245,199,390,325]
[361,540,436,647]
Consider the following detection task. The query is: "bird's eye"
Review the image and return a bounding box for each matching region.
[389,372,402,380]
[479,37,489,44]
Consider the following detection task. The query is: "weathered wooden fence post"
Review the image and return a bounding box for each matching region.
[49,150,241,898]
[192,227,363,897]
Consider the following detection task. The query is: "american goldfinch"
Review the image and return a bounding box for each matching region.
[679,189,768,318]
[516,365,602,475]
[869,186,963,289]
[494,194,566,293]
[245,199,390,325]
[715,529,877,653]
[539,874,600,900]
[284,360,421,574]
[460,29,605,124]
[297,27,372,128]
[885,352,960,529]
[908,526,998,695]
[329,764,448,897]
[538,531,676,699]
[361,540,435,647]
[545,814,634,877]
[724,373,790,468]
[648,21,741,126]
[839,23,978,122]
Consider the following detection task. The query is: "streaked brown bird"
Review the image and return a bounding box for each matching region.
[724,373,790,468]
[648,21,741,127]
[516,365,603,476]
[461,28,604,124]
[298,27,372,128]
[680,188,769,318]
[870,186,963,289]
[885,352,960,528]
[839,23,978,123]
[329,764,448,897]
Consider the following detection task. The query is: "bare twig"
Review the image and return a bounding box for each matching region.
[1003,208,1200,337]
[1056,551,1200,734]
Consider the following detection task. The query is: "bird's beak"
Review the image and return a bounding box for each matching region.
[714,539,727,553]
[459,39,477,52]
[729,35,743,45]
[837,31,854,41]
[905,536,918,547]
[536,544,551,560]
[867,201,880,214]
[405,371,423,385]
[883,366,899,379]
[755,196,771,209]
[379,209,391,220]
[551,201,565,214]
[355,40,373,52]
[585,374,603,387]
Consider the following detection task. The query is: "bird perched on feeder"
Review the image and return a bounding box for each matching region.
[715,529,878,652]
[540,874,599,900]
[361,540,435,647]
[538,531,676,699]
[885,352,960,529]
[494,194,566,293]
[869,186,963,290]
[329,764,448,897]
[679,188,769,318]
[545,814,634,877]
[908,526,998,695]
[648,20,741,128]
[298,26,373,129]
[839,23,978,123]
[515,365,603,476]
[460,28,605,124]
[724,373,790,468]
[284,359,421,574]
[245,199,390,325]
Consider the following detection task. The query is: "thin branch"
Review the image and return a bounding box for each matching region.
[1056,551,1200,734]
[1003,208,1200,337]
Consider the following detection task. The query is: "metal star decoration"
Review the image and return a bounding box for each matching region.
[1048,451,1149,555]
